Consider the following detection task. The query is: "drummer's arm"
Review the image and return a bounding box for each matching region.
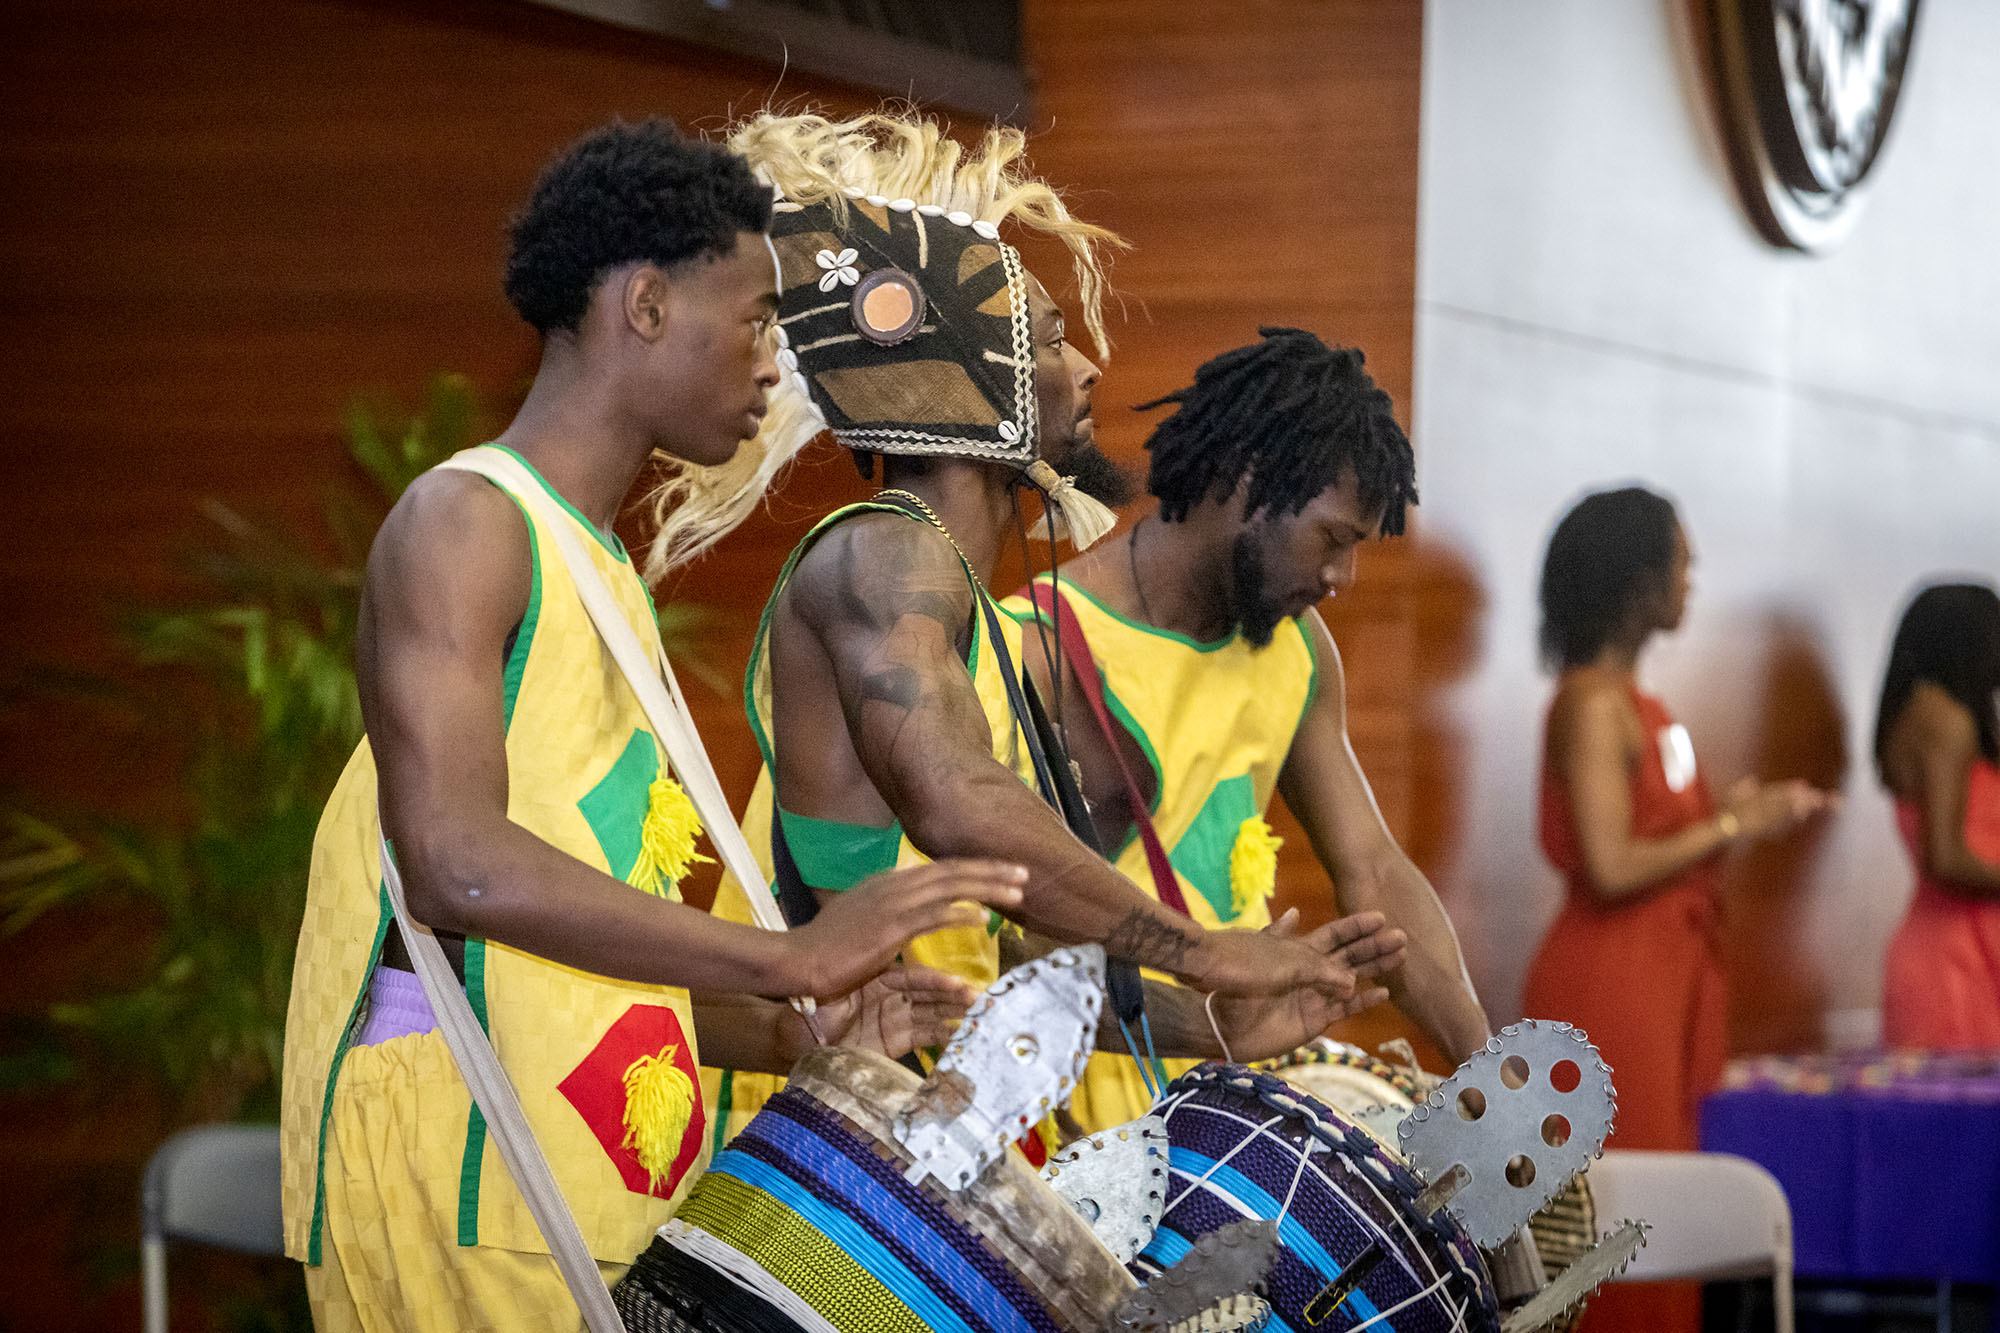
[1279,612,1489,1064]
[1001,914,1405,1063]
[690,993,806,1074]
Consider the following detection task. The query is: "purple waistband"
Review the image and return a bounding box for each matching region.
[353,964,439,1047]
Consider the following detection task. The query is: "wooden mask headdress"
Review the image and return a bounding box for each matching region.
[769,192,1042,469]
[726,110,1127,550]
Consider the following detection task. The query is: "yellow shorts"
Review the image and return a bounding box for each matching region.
[306,1030,626,1333]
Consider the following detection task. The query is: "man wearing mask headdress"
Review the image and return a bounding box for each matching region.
[700,111,1409,1145]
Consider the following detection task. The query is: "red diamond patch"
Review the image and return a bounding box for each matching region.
[558,1004,706,1199]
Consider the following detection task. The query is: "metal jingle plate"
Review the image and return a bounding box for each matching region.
[1397,1019,1617,1248]
[1039,1114,1168,1263]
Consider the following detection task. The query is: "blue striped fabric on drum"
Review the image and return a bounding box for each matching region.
[695,1084,1067,1333]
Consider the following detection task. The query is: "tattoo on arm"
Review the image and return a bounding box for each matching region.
[1104,907,1194,973]
[860,664,922,710]
[829,525,969,642]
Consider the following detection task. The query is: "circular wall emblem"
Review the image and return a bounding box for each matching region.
[1709,0,1922,252]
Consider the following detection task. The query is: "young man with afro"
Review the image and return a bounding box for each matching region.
[279,119,1022,1330]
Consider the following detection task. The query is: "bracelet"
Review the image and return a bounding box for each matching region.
[1716,811,1741,842]
[1204,990,1234,1064]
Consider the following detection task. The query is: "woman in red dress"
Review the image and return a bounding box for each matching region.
[1522,487,1832,1332]
[1875,582,2000,1050]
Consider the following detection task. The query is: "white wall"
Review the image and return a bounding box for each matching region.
[1415,0,2000,1046]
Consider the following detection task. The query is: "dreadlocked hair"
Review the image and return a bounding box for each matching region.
[637,107,1126,585]
[1138,328,1416,534]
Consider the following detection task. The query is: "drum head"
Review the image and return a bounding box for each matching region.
[1264,1043,1423,1149]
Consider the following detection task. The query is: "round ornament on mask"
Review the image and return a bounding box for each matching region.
[851,267,927,346]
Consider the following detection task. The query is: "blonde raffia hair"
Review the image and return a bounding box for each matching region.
[637,108,1125,587]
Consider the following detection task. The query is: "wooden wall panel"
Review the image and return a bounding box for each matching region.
[1019,0,1433,1059]
[0,0,1426,1322]
[0,4,883,1325]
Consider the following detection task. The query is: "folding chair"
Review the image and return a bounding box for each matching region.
[140,1123,284,1333]
[1586,1149,1795,1333]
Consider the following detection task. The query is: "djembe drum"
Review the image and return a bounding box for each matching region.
[614,1044,1136,1333]
[1136,1063,1501,1333]
[1263,1041,1425,1149]
[1265,1040,1600,1329]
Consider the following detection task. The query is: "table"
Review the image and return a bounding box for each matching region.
[1699,1052,2000,1287]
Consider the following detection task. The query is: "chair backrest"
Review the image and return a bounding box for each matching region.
[1585,1150,1792,1283]
[142,1124,284,1255]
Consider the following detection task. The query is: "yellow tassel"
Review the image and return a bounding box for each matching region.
[627,773,712,898]
[1228,815,1283,917]
[621,1045,696,1191]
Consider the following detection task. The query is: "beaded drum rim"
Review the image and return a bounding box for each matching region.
[1263,1043,1427,1105]
[1139,1062,1501,1333]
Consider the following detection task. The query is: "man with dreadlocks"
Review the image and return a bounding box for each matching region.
[1007,328,1490,1135]
[702,112,1409,1145]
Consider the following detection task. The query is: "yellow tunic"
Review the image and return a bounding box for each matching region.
[280,446,710,1308]
[701,502,1038,1148]
[1002,575,1318,1134]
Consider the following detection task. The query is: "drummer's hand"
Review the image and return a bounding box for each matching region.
[1206,909,1405,1060]
[785,859,1025,997]
[1186,904,1405,999]
[809,964,978,1059]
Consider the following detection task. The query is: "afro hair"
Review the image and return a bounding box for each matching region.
[504,118,772,335]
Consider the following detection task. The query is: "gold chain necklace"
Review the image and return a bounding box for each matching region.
[876,488,976,571]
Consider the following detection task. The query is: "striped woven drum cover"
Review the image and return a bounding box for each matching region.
[1136,1063,1500,1333]
[616,1044,1133,1333]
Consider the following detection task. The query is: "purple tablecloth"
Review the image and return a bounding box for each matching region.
[1699,1053,2000,1284]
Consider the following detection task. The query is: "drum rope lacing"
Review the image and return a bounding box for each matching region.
[1148,1066,1494,1333]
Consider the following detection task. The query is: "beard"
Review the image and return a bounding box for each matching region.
[1227,525,1291,649]
[1045,437,1137,506]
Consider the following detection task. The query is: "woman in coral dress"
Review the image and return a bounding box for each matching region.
[1876,582,2000,1050]
[1522,487,1832,1333]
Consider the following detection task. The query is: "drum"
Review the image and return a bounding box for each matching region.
[1262,1041,1424,1150]
[1137,1062,1500,1333]
[614,1044,1135,1333]
[1263,1042,1598,1332]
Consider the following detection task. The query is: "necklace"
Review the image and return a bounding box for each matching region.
[876,488,976,572]
[1127,517,1159,626]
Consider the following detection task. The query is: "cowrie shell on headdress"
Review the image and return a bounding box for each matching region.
[971,220,1000,240]
[776,347,799,373]
[916,204,945,216]
[814,247,861,292]
[997,421,1021,443]
[772,324,790,350]
[790,370,814,404]
[888,197,916,212]
[864,194,889,207]
[947,210,973,227]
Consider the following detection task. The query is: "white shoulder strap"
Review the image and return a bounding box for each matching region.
[368,449,807,1330]
[437,448,794,942]
[377,841,626,1332]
